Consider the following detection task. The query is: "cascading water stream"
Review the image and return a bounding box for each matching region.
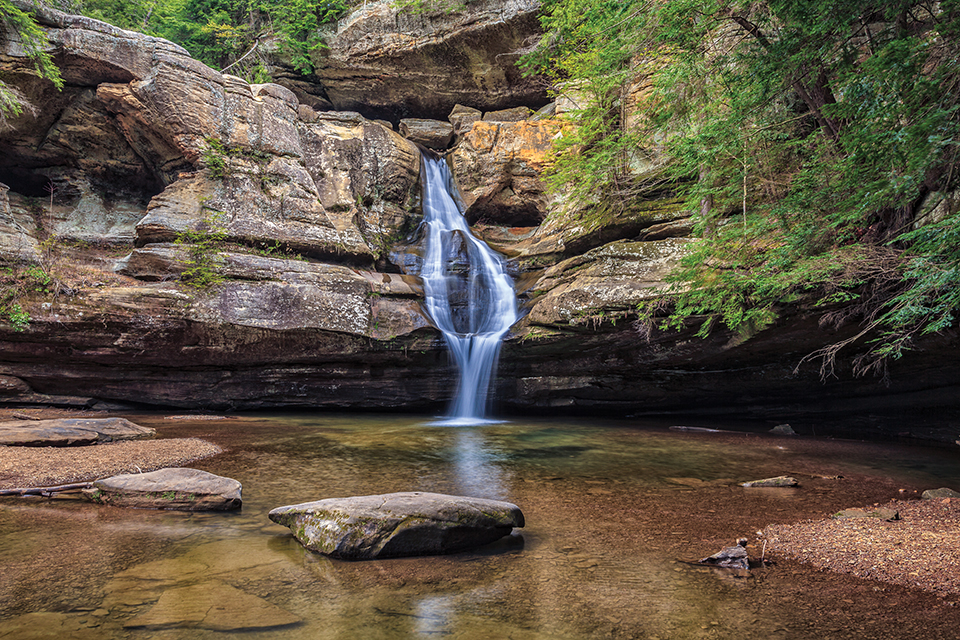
[418,153,518,425]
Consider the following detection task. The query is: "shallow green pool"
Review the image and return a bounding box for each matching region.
[2,414,959,639]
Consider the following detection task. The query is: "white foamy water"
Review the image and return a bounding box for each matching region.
[418,154,518,423]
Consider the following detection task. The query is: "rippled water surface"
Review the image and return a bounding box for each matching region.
[2,414,960,639]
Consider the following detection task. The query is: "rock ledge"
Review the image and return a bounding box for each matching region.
[0,418,155,447]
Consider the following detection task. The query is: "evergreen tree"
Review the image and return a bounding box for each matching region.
[524,0,960,374]
[0,0,63,128]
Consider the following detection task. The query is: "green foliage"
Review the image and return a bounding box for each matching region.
[519,1,658,210]
[80,0,347,73]
[870,209,960,360]
[252,240,306,260]
[6,303,29,331]
[259,0,347,73]
[0,0,64,127]
[23,264,52,292]
[0,262,59,332]
[202,136,271,181]
[391,0,475,13]
[175,208,228,288]
[526,0,960,371]
[203,137,229,178]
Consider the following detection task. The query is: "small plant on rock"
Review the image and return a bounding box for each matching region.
[175,209,228,289]
[203,138,229,179]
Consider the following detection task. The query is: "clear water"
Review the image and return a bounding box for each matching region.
[2,414,960,639]
[417,154,518,422]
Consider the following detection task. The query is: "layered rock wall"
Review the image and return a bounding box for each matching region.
[273,0,547,121]
[0,2,957,437]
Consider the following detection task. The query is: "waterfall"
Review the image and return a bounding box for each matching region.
[418,153,518,425]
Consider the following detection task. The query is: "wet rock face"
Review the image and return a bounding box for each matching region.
[0,184,39,261]
[116,245,429,337]
[520,239,690,327]
[283,0,548,122]
[269,492,525,559]
[297,109,422,253]
[0,3,436,413]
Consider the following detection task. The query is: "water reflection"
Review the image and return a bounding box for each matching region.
[448,429,508,500]
[413,595,454,636]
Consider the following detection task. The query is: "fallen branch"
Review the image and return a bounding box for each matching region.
[0,481,93,497]
[10,412,42,421]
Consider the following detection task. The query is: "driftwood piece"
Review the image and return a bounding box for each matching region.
[11,412,41,421]
[0,481,94,497]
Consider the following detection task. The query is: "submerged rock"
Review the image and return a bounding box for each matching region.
[84,468,241,510]
[741,476,800,488]
[669,426,721,433]
[0,417,155,447]
[268,491,524,559]
[700,538,750,571]
[124,581,300,631]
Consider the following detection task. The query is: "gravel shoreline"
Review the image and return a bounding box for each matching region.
[0,438,223,490]
[763,497,960,600]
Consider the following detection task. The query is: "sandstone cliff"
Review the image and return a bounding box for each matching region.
[269,0,548,122]
[0,2,957,441]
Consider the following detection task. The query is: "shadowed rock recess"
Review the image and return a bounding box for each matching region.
[0,1,958,438]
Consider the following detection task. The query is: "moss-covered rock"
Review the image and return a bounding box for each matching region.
[84,467,241,510]
[268,491,524,559]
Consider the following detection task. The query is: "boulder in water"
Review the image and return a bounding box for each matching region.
[700,538,750,571]
[769,423,797,436]
[84,468,242,510]
[268,491,524,559]
[741,476,799,488]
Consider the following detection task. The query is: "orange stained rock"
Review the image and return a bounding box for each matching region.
[461,119,569,168]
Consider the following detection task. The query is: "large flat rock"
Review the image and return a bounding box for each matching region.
[268,491,524,559]
[84,467,242,510]
[0,417,155,447]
